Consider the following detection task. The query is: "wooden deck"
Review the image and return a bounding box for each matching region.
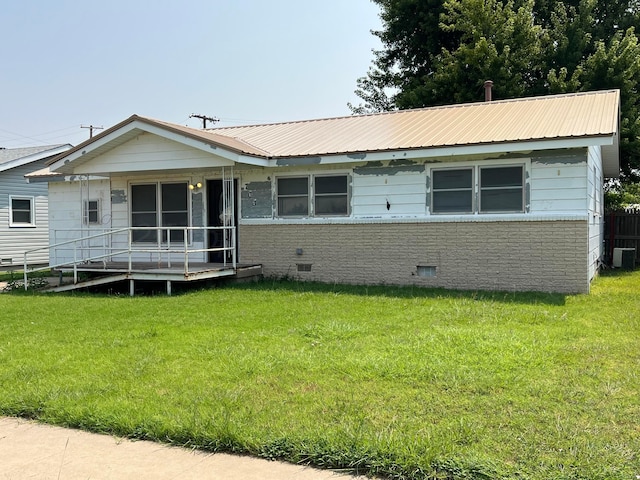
[49,262,262,295]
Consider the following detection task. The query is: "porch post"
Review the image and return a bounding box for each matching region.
[129,279,135,297]
[167,280,172,296]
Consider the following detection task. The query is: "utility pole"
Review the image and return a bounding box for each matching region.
[190,114,219,129]
[81,124,104,138]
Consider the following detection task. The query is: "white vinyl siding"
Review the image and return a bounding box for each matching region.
[0,161,50,266]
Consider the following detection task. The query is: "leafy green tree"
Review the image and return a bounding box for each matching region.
[353,0,640,177]
[424,0,544,105]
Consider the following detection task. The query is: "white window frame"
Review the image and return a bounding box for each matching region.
[276,174,350,218]
[478,165,525,214]
[429,162,527,215]
[83,199,101,225]
[431,167,475,214]
[277,176,310,217]
[9,195,35,227]
[313,174,350,217]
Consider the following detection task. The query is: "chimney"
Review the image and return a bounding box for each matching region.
[484,80,494,102]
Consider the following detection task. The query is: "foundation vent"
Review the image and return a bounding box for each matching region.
[416,265,437,277]
[297,263,312,272]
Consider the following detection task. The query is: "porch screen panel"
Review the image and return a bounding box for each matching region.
[131,184,157,242]
[161,183,188,242]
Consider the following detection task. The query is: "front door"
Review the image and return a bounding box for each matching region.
[207,179,238,263]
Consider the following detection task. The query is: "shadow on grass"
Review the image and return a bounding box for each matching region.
[221,277,568,306]
[5,274,570,306]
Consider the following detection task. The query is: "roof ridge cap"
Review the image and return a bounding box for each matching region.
[210,89,619,131]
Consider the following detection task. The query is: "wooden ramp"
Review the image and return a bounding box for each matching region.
[45,263,262,295]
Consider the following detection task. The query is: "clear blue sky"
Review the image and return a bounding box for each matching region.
[0,0,382,148]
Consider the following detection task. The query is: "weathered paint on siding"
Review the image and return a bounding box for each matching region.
[0,160,50,266]
[240,179,273,219]
[530,150,588,213]
[352,169,427,217]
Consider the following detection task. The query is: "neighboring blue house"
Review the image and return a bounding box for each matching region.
[0,145,72,268]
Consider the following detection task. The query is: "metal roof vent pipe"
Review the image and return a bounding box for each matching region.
[484,80,494,102]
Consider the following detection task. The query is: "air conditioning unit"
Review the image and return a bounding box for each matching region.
[612,248,636,269]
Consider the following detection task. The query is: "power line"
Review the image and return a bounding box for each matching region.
[81,124,104,138]
[189,114,219,129]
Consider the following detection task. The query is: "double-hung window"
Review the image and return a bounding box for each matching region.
[314,175,349,216]
[431,168,473,214]
[9,196,35,227]
[83,200,100,225]
[479,166,524,213]
[431,164,525,214]
[277,175,349,217]
[277,177,309,216]
[131,183,188,242]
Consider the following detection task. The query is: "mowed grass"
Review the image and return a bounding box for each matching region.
[1,273,639,479]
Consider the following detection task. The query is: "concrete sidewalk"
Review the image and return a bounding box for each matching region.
[0,417,365,480]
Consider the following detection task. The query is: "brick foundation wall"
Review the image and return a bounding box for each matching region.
[238,221,590,294]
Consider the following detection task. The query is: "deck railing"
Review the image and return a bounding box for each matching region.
[22,226,236,290]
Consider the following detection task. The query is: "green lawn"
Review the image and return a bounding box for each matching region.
[1,272,639,479]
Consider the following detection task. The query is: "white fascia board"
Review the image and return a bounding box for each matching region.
[0,144,72,173]
[265,136,615,167]
[236,155,270,167]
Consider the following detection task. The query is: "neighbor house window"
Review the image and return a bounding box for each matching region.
[9,196,35,227]
[314,175,349,216]
[431,168,473,213]
[83,199,100,225]
[479,166,524,213]
[131,183,188,242]
[277,177,309,216]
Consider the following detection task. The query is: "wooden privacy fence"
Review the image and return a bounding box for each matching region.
[604,211,640,266]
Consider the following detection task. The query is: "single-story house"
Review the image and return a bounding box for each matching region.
[0,144,72,268]
[32,90,619,293]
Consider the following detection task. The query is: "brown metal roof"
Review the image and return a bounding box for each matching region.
[210,90,619,158]
[46,90,619,177]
